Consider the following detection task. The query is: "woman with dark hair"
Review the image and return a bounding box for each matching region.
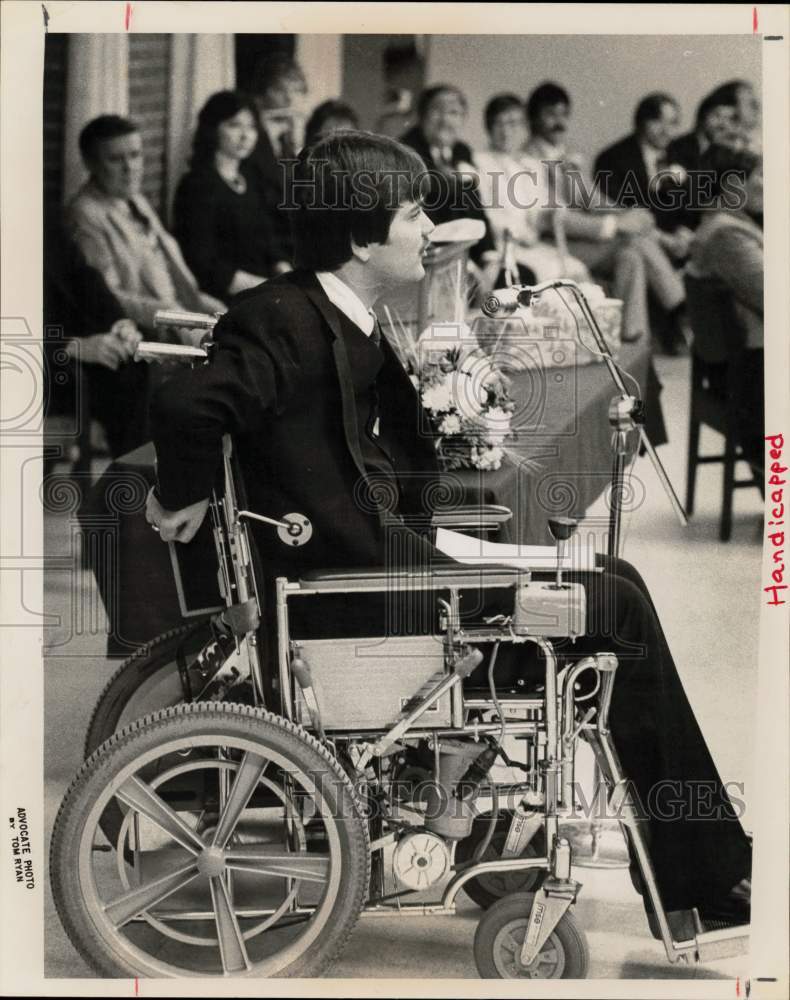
[173,90,289,299]
[303,99,359,148]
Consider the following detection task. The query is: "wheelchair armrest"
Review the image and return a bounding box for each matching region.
[134,342,209,365]
[298,561,526,592]
[431,504,512,532]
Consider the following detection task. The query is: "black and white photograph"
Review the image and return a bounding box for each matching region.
[0,2,788,994]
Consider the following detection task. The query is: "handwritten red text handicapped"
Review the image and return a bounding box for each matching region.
[764,433,787,606]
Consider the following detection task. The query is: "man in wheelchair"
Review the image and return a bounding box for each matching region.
[143,131,750,951]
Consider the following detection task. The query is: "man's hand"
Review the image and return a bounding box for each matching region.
[69,332,133,370]
[658,225,694,260]
[615,208,655,237]
[145,488,209,543]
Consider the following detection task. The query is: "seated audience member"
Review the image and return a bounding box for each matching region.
[475,93,589,283]
[524,82,687,355]
[303,99,360,148]
[247,54,309,259]
[401,85,500,292]
[66,115,225,334]
[686,145,764,470]
[173,91,288,300]
[594,94,693,252]
[666,82,760,228]
[44,214,150,458]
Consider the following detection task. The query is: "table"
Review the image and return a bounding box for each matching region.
[456,338,653,545]
[79,338,654,655]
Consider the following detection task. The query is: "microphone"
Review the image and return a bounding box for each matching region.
[482,286,534,317]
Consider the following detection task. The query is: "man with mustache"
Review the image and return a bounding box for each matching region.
[525,82,688,356]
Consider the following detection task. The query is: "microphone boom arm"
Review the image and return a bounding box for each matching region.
[489,279,688,556]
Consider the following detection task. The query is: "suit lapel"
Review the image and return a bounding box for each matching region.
[298,273,369,482]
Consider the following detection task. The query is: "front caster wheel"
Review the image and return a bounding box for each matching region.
[474,891,589,979]
[51,702,370,978]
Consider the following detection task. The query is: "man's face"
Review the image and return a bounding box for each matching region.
[642,102,680,151]
[489,107,528,155]
[420,91,467,150]
[259,72,308,113]
[701,104,738,147]
[366,201,435,288]
[531,101,570,147]
[89,131,144,199]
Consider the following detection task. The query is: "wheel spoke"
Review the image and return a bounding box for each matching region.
[225,845,330,883]
[211,752,268,848]
[115,775,206,855]
[104,861,200,927]
[209,875,252,974]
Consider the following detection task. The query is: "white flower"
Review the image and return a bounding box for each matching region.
[421,378,454,413]
[439,413,463,435]
[473,445,505,471]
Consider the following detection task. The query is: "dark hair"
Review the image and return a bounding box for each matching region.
[695,82,740,128]
[251,53,305,99]
[304,99,360,148]
[526,82,570,126]
[699,143,760,199]
[191,91,257,166]
[417,85,468,121]
[289,130,426,271]
[484,93,524,134]
[634,92,678,131]
[78,115,139,163]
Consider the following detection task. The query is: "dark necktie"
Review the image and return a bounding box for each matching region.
[127,199,152,232]
[278,130,295,160]
[368,314,383,437]
[370,315,383,349]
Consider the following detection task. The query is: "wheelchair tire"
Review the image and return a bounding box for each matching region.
[84,620,218,847]
[51,702,370,979]
[474,892,588,979]
[455,813,546,909]
[84,619,216,758]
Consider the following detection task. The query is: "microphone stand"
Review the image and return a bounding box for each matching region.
[499,279,688,557]
[491,280,688,869]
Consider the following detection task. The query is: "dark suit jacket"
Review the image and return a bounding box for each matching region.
[246,129,294,260]
[152,270,440,580]
[594,133,680,232]
[400,126,496,265]
[665,131,706,230]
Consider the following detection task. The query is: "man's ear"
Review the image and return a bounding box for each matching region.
[350,238,371,263]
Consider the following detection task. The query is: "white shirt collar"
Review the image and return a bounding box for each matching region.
[315,271,376,336]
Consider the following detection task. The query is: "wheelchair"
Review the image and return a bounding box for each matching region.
[49,321,750,980]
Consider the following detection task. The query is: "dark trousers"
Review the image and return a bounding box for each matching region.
[286,552,751,912]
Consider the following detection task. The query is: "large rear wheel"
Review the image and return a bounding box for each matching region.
[51,702,370,978]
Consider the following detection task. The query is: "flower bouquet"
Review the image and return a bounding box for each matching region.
[383,309,517,471]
